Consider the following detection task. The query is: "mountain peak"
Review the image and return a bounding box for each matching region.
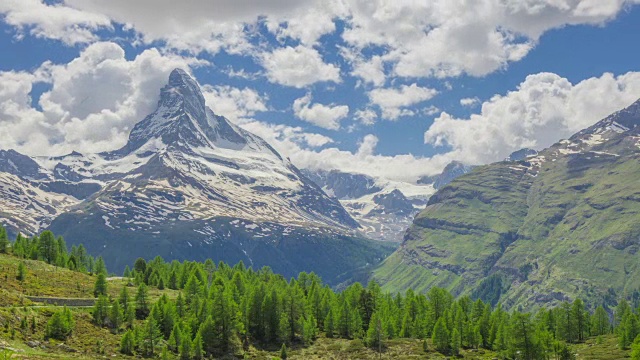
[159,68,206,116]
[165,68,204,102]
[116,69,225,155]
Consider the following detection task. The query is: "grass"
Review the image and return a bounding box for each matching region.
[374,139,640,311]
[0,254,180,306]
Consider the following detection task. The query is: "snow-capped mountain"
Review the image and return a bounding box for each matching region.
[302,169,434,242]
[0,69,391,283]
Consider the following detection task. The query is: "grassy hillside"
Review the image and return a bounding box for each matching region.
[374,106,640,310]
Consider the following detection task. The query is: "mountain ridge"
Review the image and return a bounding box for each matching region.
[374,97,640,309]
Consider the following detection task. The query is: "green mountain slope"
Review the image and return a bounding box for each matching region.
[374,99,640,310]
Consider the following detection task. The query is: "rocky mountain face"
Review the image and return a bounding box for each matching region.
[374,98,640,310]
[506,148,538,161]
[418,161,474,189]
[0,69,393,284]
[302,169,433,242]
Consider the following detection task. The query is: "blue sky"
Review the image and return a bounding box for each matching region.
[1,1,640,182]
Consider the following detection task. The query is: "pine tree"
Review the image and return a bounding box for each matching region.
[125,302,136,329]
[123,265,132,278]
[365,311,385,349]
[193,331,204,360]
[591,305,610,336]
[55,236,67,266]
[451,328,461,356]
[571,299,587,342]
[134,257,147,274]
[95,256,107,276]
[169,270,178,290]
[161,346,170,360]
[119,286,130,310]
[142,311,163,356]
[93,295,110,327]
[110,299,123,331]
[168,324,182,352]
[179,332,192,360]
[432,317,450,354]
[0,226,8,253]
[302,315,318,345]
[631,334,640,360]
[12,233,25,258]
[211,285,241,353]
[94,272,108,297]
[280,343,288,360]
[263,289,281,342]
[621,313,640,349]
[135,283,150,319]
[325,307,336,338]
[17,261,26,282]
[511,312,539,360]
[120,330,135,355]
[46,307,74,340]
[38,230,58,264]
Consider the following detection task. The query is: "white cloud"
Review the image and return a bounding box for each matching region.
[202,85,267,122]
[342,0,640,79]
[351,55,386,87]
[3,0,639,83]
[0,0,112,45]
[422,106,441,116]
[65,0,320,54]
[292,94,349,130]
[368,84,438,120]
[425,71,640,165]
[356,134,378,156]
[0,42,204,156]
[354,108,377,126]
[241,121,333,149]
[460,97,480,107]
[274,133,453,182]
[261,45,341,88]
[264,1,344,45]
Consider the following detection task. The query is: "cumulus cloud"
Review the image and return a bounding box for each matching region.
[65,0,319,54]
[202,85,267,122]
[241,121,333,149]
[0,42,204,156]
[292,94,349,130]
[425,71,640,164]
[3,0,639,83]
[368,84,438,120]
[0,0,111,45]
[339,47,386,87]
[460,97,480,107]
[342,0,640,78]
[356,134,378,156]
[261,45,341,88]
[354,108,377,126]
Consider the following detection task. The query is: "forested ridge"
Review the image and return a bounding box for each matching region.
[2,226,640,359]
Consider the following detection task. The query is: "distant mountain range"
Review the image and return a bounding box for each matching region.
[302,169,434,242]
[374,98,640,310]
[0,69,393,284]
